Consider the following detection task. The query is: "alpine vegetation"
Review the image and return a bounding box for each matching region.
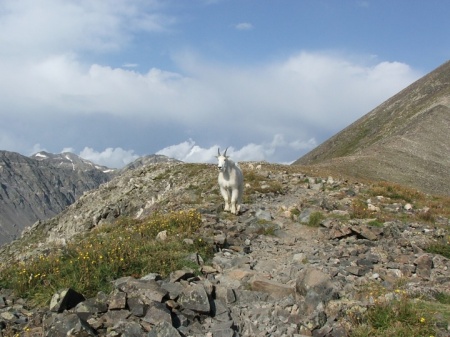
[216,148,244,215]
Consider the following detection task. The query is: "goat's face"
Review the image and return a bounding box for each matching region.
[216,148,229,172]
[217,155,228,172]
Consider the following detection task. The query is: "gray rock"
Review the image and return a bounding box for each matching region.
[178,283,211,314]
[45,313,97,337]
[49,288,86,313]
[249,276,295,299]
[108,289,127,310]
[147,320,181,337]
[127,296,146,317]
[118,278,168,304]
[143,301,172,325]
[255,208,272,221]
[414,253,433,279]
[296,267,339,312]
[109,321,144,337]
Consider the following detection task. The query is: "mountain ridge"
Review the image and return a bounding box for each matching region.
[31,151,115,173]
[0,151,182,246]
[0,150,113,245]
[293,60,450,196]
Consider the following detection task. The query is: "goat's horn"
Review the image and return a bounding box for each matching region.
[224,147,228,156]
[217,148,221,156]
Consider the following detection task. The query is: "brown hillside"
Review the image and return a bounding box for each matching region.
[293,60,450,196]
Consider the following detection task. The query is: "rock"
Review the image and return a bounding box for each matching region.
[117,278,168,303]
[49,288,86,313]
[249,276,295,299]
[45,313,97,337]
[255,208,272,221]
[178,283,211,314]
[350,224,381,241]
[108,289,127,310]
[296,267,339,314]
[414,254,433,279]
[143,301,172,325]
[127,296,146,317]
[147,320,182,337]
[156,230,168,241]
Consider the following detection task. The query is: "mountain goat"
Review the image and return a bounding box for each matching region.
[216,148,244,215]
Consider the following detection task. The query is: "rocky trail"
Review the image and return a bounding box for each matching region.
[1,164,450,336]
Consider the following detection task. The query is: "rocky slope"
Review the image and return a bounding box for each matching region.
[1,161,449,336]
[293,60,450,197]
[0,151,112,246]
[0,151,179,247]
[119,154,182,173]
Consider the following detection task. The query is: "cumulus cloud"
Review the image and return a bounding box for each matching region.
[0,0,173,58]
[1,51,420,166]
[156,135,318,164]
[79,147,140,168]
[6,50,416,127]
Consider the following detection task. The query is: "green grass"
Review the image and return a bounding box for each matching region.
[243,169,284,195]
[0,210,213,307]
[426,240,450,259]
[350,289,439,337]
[367,220,384,227]
[290,208,301,220]
[366,181,450,220]
[307,211,324,227]
[435,292,450,305]
[255,220,277,236]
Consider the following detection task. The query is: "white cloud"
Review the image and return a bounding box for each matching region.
[30,144,47,155]
[235,22,253,30]
[0,1,423,167]
[0,50,420,166]
[0,0,172,58]
[61,147,76,153]
[156,134,318,164]
[156,140,219,163]
[79,147,139,168]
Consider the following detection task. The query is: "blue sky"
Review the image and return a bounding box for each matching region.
[0,0,448,167]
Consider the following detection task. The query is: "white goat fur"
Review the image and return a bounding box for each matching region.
[216,148,244,215]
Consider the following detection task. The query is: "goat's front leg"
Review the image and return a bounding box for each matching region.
[220,187,231,211]
[230,188,239,215]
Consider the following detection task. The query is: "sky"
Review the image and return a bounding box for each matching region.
[0,0,448,168]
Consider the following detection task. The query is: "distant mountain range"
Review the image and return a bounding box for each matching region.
[294,60,450,197]
[30,151,114,173]
[0,151,176,246]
